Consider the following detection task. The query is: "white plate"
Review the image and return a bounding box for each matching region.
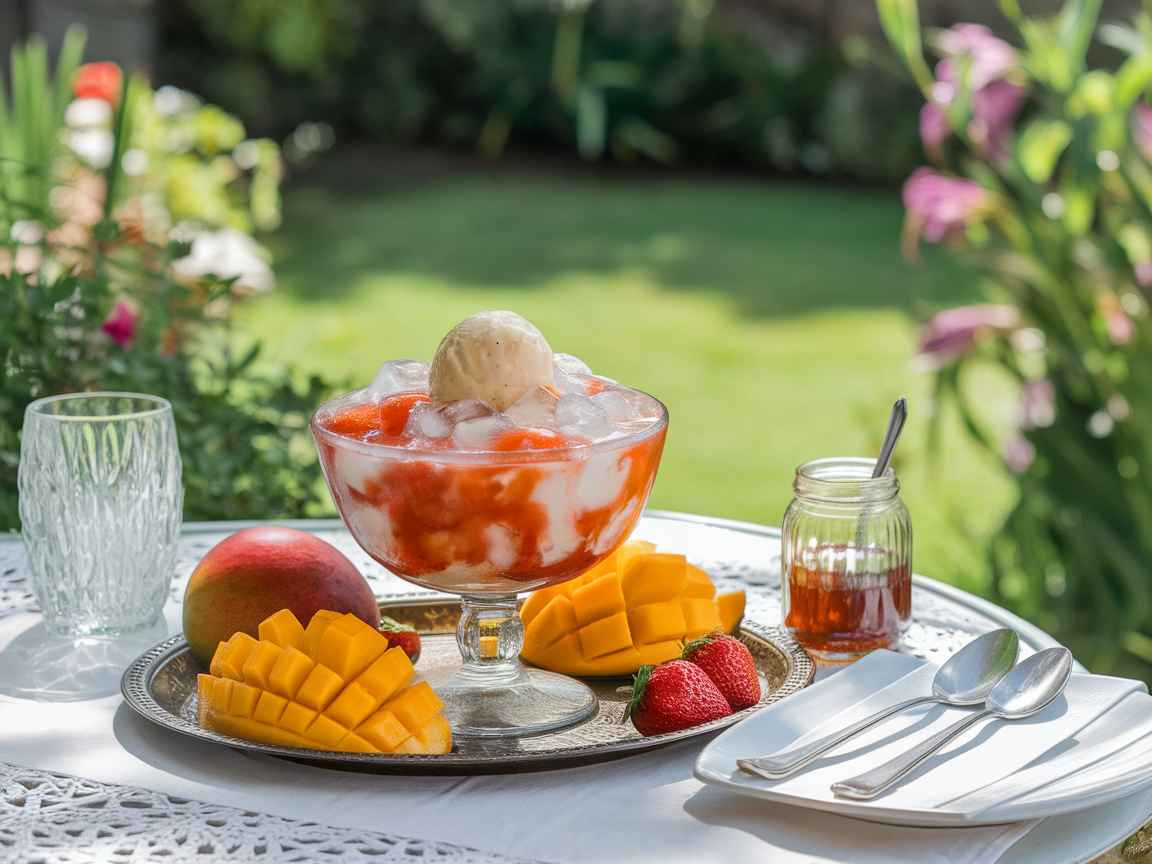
[694,649,1152,827]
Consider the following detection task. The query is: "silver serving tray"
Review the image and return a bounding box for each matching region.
[122,594,813,775]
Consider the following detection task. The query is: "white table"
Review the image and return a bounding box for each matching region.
[0,513,1148,864]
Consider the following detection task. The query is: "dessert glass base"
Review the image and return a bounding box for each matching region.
[433,595,597,738]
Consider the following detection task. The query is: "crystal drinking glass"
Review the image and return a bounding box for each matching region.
[312,383,668,739]
[18,393,183,635]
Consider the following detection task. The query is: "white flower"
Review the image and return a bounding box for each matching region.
[66,127,115,168]
[64,98,113,128]
[170,228,275,292]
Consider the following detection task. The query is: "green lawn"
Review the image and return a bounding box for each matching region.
[236,150,1017,597]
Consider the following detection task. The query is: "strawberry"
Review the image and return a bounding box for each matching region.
[626,660,732,736]
[681,633,760,711]
[379,615,421,664]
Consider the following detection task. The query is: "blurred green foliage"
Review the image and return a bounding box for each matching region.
[159,0,923,181]
[0,28,333,530]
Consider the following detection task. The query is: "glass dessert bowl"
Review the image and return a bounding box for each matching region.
[312,349,668,739]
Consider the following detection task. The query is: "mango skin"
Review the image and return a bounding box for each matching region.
[183,527,379,668]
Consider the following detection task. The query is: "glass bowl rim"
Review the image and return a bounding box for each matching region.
[311,382,669,465]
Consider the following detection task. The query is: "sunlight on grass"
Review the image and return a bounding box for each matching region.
[236,268,1016,597]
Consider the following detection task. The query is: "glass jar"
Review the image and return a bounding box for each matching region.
[781,457,912,660]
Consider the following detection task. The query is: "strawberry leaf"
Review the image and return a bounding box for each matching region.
[379,614,416,633]
[627,664,655,720]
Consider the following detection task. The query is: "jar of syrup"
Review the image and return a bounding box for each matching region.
[782,457,912,660]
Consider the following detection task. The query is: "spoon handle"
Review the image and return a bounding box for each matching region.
[831,709,991,800]
[737,695,935,779]
[873,397,908,478]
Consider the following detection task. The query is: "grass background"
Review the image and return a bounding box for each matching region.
[235,150,1018,597]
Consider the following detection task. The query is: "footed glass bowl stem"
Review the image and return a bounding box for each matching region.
[436,594,597,739]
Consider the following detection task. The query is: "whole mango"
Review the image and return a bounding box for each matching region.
[183,527,379,668]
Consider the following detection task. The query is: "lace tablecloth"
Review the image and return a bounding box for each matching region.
[0,762,541,863]
[1,515,1150,864]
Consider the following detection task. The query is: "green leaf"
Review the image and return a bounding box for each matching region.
[52,24,86,133]
[1056,0,1104,68]
[1112,51,1152,110]
[1062,186,1094,234]
[1018,119,1074,183]
[1066,70,1114,117]
[1097,22,1145,55]
[876,0,933,92]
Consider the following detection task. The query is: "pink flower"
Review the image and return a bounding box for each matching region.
[1004,437,1036,474]
[1107,309,1135,345]
[920,103,950,152]
[102,300,136,348]
[1136,261,1152,287]
[918,303,1020,363]
[970,79,1026,161]
[903,168,989,243]
[936,25,1017,90]
[1019,379,1055,430]
[922,25,1022,158]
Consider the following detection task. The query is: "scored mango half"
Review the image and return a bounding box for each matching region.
[520,540,745,676]
[197,608,451,754]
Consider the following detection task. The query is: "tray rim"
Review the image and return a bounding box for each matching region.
[120,595,815,774]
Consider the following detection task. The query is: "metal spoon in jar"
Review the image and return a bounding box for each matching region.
[831,646,1073,800]
[873,397,908,479]
[737,628,1019,780]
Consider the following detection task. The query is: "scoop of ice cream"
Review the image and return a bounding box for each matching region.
[428,311,554,412]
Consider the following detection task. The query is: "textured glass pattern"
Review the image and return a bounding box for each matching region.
[17,393,183,635]
[782,457,913,660]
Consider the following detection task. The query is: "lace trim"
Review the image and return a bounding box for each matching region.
[0,762,544,864]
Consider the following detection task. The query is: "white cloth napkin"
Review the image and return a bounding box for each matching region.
[950,690,1152,815]
[738,650,1145,817]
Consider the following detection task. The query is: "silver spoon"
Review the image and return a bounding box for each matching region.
[854,397,907,549]
[873,397,908,478]
[831,645,1073,800]
[738,629,1019,780]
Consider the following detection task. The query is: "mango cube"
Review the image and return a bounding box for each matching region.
[303,714,348,748]
[355,709,412,752]
[353,648,414,705]
[628,602,687,644]
[621,554,688,607]
[525,596,579,651]
[572,575,626,626]
[259,609,305,649]
[314,614,388,681]
[253,690,289,726]
[278,701,318,736]
[217,632,258,681]
[577,612,633,659]
[267,647,315,700]
[717,590,746,634]
[209,641,228,677]
[229,682,260,718]
[298,610,342,658]
[242,640,284,691]
[383,681,443,734]
[680,598,722,638]
[210,676,235,713]
[325,681,379,729]
[295,665,344,712]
